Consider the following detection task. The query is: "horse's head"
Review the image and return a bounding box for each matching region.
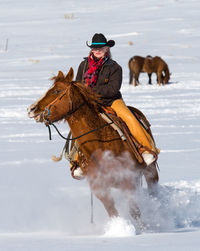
[27,68,74,122]
[43,83,74,124]
[43,82,102,124]
[163,71,171,84]
[163,73,171,84]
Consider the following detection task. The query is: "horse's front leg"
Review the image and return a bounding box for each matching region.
[87,156,119,218]
[93,188,119,218]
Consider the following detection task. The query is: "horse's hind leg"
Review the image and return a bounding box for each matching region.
[134,72,140,86]
[129,71,134,85]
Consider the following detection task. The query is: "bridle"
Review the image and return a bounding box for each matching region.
[42,84,114,141]
[43,85,71,120]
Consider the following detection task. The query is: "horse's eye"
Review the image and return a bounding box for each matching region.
[54,90,61,95]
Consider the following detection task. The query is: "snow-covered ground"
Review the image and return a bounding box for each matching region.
[0,0,200,250]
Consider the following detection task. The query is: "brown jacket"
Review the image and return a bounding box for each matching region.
[76,57,122,106]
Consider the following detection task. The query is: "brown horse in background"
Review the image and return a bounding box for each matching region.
[27,69,159,232]
[129,55,170,86]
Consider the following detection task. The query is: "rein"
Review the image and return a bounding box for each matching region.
[46,120,113,141]
[43,83,114,141]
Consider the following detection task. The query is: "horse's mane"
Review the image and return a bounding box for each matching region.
[50,73,65,83]
[50,71,104,113]
[72,82,103,113]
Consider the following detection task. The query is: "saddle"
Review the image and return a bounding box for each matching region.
[100,106,154,164]
[62,105,157,179]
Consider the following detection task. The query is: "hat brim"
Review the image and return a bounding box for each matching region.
[86,40,115,48]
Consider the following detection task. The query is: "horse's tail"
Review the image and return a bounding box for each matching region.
[163,64,170,84]
[128,57,134,69]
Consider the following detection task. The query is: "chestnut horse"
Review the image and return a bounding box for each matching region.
[129,55,170,86]
[27,68,159,232]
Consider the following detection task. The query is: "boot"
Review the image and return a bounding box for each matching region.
[111,99,158,164]
[142,152,155,166]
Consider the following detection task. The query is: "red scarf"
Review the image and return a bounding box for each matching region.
[84,53,109,88]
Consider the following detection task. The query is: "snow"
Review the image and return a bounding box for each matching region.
[1,0,200,250]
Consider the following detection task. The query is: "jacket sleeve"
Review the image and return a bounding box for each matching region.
[75,61,85,82]
[94,64,122,98]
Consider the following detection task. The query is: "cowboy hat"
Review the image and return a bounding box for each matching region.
[86,33,115,48]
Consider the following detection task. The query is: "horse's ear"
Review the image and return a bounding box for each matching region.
[57,71,65,80]
[65,67,74,82]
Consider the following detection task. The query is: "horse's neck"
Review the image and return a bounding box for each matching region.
[67,103,104,159]
[67,103,101,137]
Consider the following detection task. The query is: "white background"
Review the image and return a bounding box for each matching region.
[0,0,200,250]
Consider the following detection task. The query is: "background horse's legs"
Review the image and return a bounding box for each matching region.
[129,70,134,85]
[134,72,140,86]
[148,73,152,84]
[157,71,163,85]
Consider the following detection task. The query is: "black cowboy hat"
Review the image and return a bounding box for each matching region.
[86,33,115,48]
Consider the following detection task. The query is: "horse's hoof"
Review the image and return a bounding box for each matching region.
[133,216,146,234]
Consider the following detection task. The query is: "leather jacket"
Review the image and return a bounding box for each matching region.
[76,57,122,106]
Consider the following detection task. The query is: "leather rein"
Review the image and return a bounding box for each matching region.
[47,120,113,141]
[44,98,114,141]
